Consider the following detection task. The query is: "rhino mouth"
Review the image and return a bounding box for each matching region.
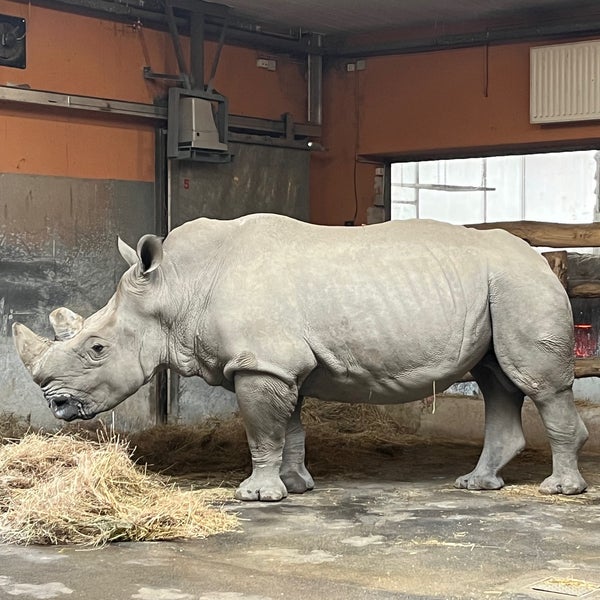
[44,391,93,422]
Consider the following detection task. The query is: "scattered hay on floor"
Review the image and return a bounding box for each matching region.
[129,415,250,481]
[0,432,238,547]
[128,398,419,481]
[500,483,596,504]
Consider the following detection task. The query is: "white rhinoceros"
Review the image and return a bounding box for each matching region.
[13,214,588,501]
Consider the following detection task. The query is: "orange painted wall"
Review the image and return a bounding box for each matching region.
[0,0,307,181]
[311,39,600,225]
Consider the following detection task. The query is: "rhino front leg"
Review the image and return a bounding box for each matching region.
[234,371,298,502]
[281,397,314,494]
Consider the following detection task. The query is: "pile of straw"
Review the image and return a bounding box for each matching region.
[0,432,237,546]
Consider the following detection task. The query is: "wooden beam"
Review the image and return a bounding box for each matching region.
[575,357,600,378]
[467,220,600,248]
[568,280,600,298]
[542,250,568,289]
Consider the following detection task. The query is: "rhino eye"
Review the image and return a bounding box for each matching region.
[91,343,105,353]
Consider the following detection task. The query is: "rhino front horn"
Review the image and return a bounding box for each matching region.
[49,307,84,341]
[12,322,53,373]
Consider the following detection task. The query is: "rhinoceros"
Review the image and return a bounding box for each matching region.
[13,214,588,501]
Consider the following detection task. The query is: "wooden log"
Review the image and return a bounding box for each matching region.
[575,357,600,378]
[542,250,568,290]
[467,220,600,248]
[568,280,600,298]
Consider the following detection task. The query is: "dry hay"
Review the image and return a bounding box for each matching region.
[0,432,238,547]
[129,399,416,487]
[128,398,416,481]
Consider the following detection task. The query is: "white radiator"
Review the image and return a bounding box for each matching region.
[530,39,600,124]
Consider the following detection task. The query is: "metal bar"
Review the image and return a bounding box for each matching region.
[206,10,229,94]
[164,0,191,90]
[10,0,317,55]
[143,66,187,83]
[202,22,313,55]
[18,0,185,26]
[170,0,227,19]
[383,163,392,222]
[190,9,205,90]
[283,113,293,140]
[397,183,496,192]
[228,114,320,138]
[0,85,167,119]
[0,86,322,139]
[307,34,323,126]
[154,126,168,425]
[229,132,310,150]
[327,20,600,59]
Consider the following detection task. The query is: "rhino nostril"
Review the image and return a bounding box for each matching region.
[48,395,71,410]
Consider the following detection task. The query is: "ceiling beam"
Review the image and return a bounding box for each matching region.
[325,19,600,58]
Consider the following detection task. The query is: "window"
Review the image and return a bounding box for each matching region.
[391,150,600,228]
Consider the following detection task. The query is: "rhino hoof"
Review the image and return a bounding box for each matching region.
[281,467,314,494]
[235,476,288,502]
[539,474,587,495]
[454,472,504,491]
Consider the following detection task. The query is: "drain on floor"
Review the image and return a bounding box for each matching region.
[531,577,600,597]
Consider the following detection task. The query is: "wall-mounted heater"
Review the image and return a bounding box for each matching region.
[530,39,600,124]
[167,87,231,163]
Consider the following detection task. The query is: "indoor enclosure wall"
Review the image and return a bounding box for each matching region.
[0,0,308,429]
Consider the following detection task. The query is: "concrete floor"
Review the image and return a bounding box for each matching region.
[1,443,599,600]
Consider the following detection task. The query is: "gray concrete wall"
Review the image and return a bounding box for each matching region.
[1,173,158,431]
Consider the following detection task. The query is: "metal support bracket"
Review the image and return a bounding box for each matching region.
[143,66,187,84]
[167,86,231,162]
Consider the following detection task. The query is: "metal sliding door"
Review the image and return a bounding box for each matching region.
[168,141,310,422]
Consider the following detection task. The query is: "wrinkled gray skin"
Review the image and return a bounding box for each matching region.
[13,214,589,501]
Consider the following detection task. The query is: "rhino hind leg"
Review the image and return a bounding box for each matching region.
[455,356,526,491]
[485,278,588,494]
[280,397,314,494]
[529,387,588,495]
[234,371,299,502]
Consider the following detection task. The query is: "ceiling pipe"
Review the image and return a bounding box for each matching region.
[326,19,600,58]
[189,8,205,89]
[11,0,600,60]
[307,34,323,126]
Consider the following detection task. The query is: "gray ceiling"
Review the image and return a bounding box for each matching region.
[217,0,600,36]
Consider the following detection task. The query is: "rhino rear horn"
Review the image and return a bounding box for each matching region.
[49,307,84,341]
[12,322,53,373]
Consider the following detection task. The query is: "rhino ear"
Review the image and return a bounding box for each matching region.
[12,322,53,373]
[49,307,84,341]
[118,237,138,267]
[136,234,163,275]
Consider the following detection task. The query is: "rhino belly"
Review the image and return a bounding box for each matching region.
[299,298,492,404]
[299,355,481,405]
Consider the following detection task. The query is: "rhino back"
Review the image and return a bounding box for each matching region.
[162,216,552,402]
